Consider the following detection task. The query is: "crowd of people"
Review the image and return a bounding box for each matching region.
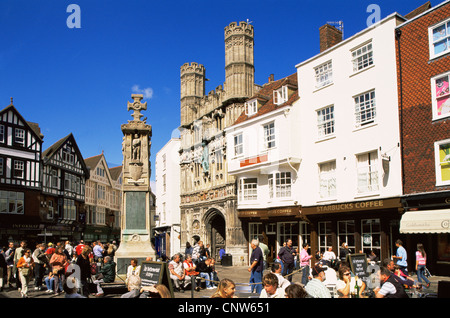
[0,237,435,299]
[0,239,119,298]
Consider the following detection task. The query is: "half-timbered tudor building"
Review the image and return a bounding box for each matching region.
[0,101,44,246]
[41,133,89,244]
[84,154,122,243]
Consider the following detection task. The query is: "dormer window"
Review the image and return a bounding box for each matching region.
[245,99,257,116]
[273,86,288,105]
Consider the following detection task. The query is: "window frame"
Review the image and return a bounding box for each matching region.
[434,138,450,186]
[245,99,258,116]
[234,133,243,157]
[431,71,450,121]
[319,160,337,199]
[351,42,374,73]
[428,17,450,60]
[239,177,258,202]
[356,150,379,194]
[354,90,376,128]
[268,171,292,199]
[263,122,276,150]
[13,160,25,179]
[273,86,288,105]
[314,60,333,89]
[317,105,335,139]
[14,128,25,146]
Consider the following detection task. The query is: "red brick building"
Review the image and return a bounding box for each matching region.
[396,0,450,275]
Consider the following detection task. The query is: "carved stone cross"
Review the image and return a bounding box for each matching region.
[127,94,147,122]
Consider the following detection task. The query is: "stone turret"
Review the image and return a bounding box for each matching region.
[224,21,255,101]
[180,62,206,127]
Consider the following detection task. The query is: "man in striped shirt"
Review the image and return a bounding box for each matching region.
[305,264,331,298]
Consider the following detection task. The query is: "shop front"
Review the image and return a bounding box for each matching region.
[302,197,403,264]
[238,206,307,265]
[400,192,450,276]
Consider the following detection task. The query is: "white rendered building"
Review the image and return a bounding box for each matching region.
[295,13,405,260]
[155,138,181,258]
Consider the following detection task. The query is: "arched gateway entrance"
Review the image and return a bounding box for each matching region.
[204,209,226,261]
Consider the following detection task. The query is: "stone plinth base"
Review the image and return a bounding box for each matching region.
[114,236,156,275]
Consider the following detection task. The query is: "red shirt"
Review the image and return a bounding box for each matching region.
[45,247,55,255]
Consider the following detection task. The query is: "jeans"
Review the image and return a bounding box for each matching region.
[249,270,263,294]
[45,277,55,291]
[417,265,430,284]
[282,262,295,282]
[301,265,310,286]
[200,272,213,288]
[34,263,45,287]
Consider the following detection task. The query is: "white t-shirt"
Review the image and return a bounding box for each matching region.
[336,277,363,297]
[259,287,285,298]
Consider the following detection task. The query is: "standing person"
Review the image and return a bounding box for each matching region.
[93,241,104,263]
[13,241,26,291]
[75,240,86,257]
[76,245,92,297]
[192,241,204,265]
[248,239,264,294]
[339,242,350,263]
[32,244,47,291]
[65,241,74,260]
[304,264,332,298]
[278,239,297,282]
[210,278,237,298]
[259,236,270,271]
[4,242,15,289]
[0,247,7,292]
[299,243,312,286]
[49,246,68,295]
[393,239,408,275]
[415,243,431,288]
[16,249,34,298]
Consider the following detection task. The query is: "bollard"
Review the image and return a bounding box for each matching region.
[191,275,195,298]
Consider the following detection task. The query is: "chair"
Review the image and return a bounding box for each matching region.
[326,284,337,298]
[235,284,253,293]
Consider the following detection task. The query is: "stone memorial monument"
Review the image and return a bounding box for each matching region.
[115,94,156,274]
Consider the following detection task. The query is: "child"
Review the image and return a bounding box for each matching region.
[44,271,55,293]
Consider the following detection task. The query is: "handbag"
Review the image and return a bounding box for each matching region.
[21,267,30,276]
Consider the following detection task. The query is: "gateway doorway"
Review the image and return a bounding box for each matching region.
[205,209,226,261]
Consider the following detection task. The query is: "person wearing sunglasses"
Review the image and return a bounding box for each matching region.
[336,265,366,298]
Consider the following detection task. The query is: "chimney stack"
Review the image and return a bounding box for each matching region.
[268,74,274,83]
[319,24,343,52]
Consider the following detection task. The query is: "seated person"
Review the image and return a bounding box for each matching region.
[92,256,116,297]
[168,253,187,292]
[121,274,142,298]
[209,258,219,287]
[336,265,366,298]
[126,258,141,285]
[259,273,285,298]
[196,257,215,289]
[393,265,418,288]
[44,271,55,293]
[374,267,409,298]
[64,276,85,298]
[183,254,200,291]
[322,265,338,286]
[270,262,291,290]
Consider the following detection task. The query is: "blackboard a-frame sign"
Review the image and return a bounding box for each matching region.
[348,253,369,279]
[139,261,174,298]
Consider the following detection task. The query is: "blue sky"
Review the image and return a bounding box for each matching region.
[0,0,442,181]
